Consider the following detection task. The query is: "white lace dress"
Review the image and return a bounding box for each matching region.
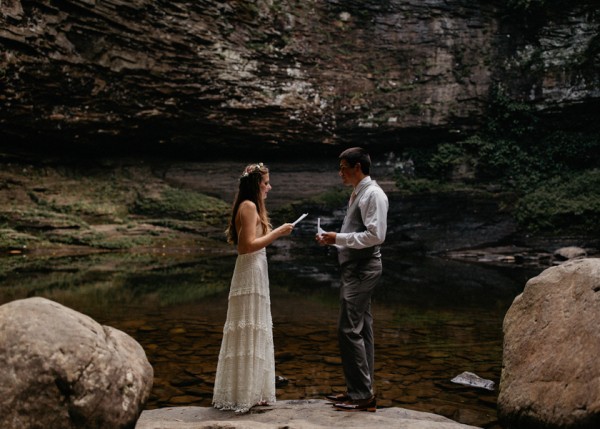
[212,247,276,413]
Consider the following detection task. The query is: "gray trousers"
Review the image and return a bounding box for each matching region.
[338,257,382,400]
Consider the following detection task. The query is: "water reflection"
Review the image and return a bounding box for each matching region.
[0,245,541,428]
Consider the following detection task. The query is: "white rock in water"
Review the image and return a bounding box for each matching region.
[451,371,495,390]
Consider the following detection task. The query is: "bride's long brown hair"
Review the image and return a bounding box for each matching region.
[225,163,271,245]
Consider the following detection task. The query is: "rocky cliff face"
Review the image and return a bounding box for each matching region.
[1,0,598,154]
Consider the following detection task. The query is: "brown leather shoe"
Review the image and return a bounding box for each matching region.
[334,395,377,412]
[325,392,350,402]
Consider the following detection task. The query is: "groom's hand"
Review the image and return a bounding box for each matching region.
[316,232,336,246]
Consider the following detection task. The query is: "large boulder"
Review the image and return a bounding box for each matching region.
[498,258,600,428]
[0,297,153,429]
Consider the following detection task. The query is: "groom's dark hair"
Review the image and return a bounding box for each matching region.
[339,147,371,175]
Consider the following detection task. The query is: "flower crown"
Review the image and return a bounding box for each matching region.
[241,162,264,178]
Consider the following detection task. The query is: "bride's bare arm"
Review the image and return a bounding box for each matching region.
[237,201,294,254]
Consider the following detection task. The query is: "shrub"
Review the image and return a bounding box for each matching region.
[515,169,600,233]
[394,84,600,233]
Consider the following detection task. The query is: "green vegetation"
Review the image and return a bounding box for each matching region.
[28,179,132,221]
[0,166,231,252]
[516,169,600,233]
[0,228,44,250]
[0,208,87,230]
[396,85,600,234]
[132,188,229,226]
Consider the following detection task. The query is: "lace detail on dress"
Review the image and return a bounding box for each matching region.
[212,248,276,413]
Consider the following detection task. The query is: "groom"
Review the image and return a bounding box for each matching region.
[316,147,389,412]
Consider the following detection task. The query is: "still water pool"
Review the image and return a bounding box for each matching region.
[0,236,542,428]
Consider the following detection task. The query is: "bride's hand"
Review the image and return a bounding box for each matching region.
[277,223,294,237]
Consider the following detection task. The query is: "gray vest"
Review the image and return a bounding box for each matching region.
[337,182,382,265]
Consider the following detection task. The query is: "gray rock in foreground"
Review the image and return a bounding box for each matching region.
[499,258,600,428]
[0,297,154,429]
[136,400,480,429]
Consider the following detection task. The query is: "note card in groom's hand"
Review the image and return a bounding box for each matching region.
[317,218,326,236]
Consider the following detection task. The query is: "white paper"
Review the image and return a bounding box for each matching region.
[451,372,495,391]
[292,213,308,226]
[317,218,326,235]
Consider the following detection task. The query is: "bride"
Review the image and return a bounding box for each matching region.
[212,163,294,414]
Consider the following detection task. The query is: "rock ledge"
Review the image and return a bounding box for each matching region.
[135,400,480,428]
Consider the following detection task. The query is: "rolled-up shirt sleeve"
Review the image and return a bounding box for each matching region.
[335,187,388,249]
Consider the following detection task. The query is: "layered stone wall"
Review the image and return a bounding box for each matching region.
[1,0,598,152]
